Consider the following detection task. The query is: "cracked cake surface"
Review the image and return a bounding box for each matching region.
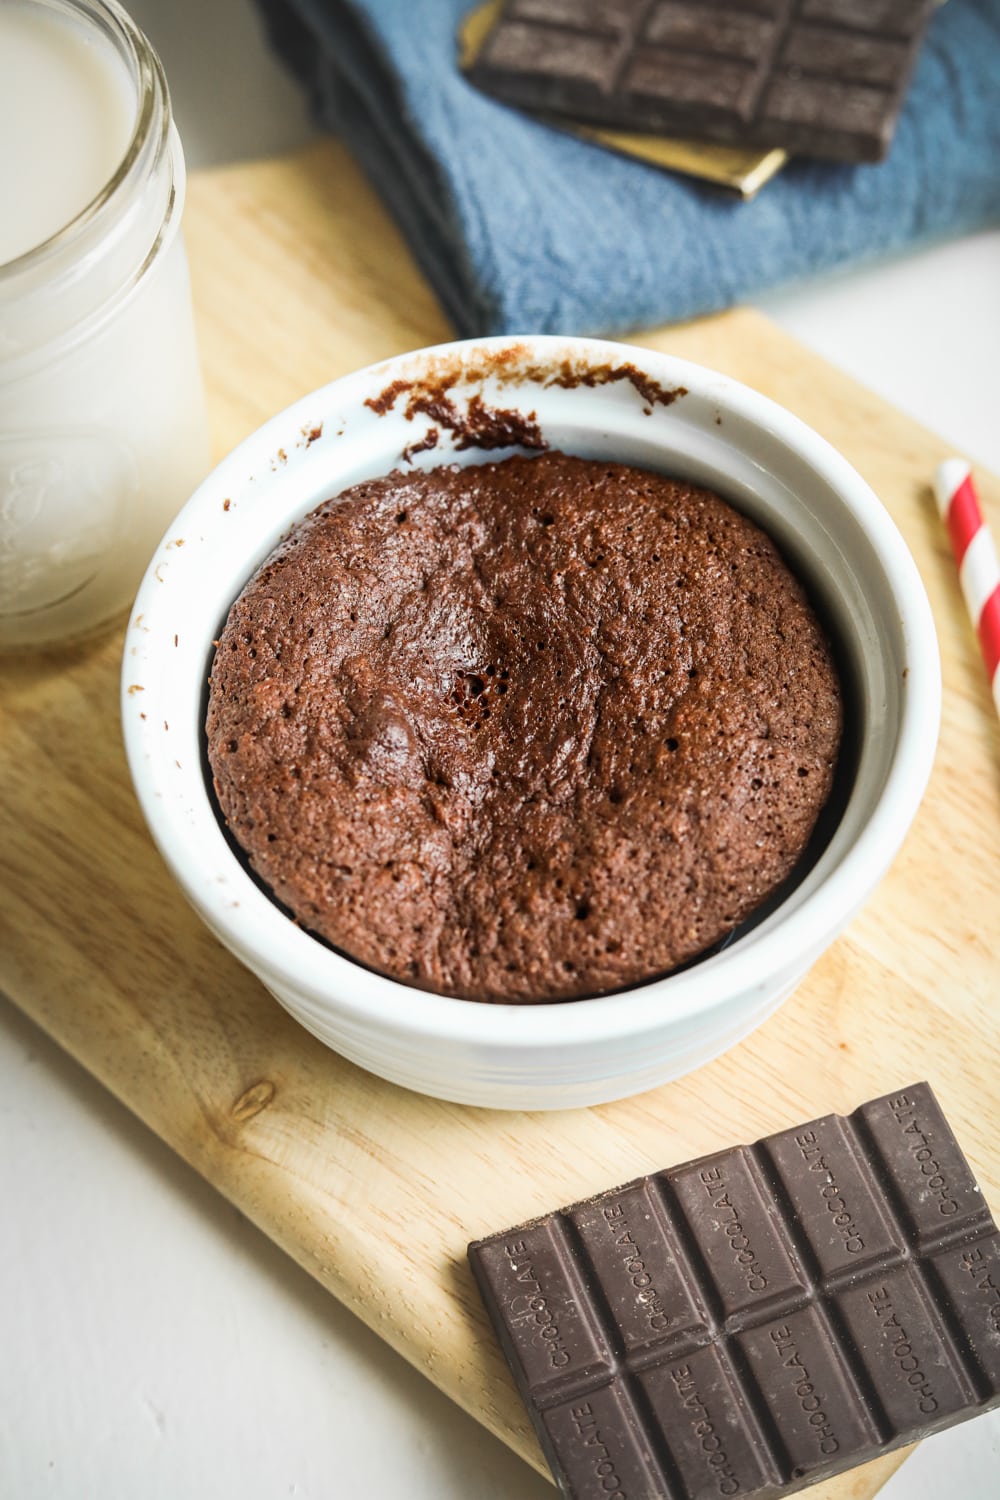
[206,452,843,1002]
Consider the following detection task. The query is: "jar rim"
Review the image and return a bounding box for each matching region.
[0,0,170,282]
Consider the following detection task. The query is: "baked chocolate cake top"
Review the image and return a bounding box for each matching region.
[206,452,842,1003]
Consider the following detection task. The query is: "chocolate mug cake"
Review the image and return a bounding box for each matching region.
[206,452,842,1002]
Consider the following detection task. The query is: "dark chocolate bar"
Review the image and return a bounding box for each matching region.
[469,1083,1000,1499]
[468,0,938,163]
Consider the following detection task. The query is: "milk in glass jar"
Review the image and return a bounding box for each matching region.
[0,0,210,649]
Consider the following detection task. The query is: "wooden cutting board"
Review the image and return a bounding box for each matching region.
[2,143,999,1498]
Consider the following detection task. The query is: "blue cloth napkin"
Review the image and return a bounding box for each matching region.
[255,0,1000,337]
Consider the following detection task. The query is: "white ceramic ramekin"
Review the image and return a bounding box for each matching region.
[121,336,940,1109]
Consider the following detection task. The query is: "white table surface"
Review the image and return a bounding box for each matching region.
[3,3,999,1496]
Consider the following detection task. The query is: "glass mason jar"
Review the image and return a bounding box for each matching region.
[0,0,210,650]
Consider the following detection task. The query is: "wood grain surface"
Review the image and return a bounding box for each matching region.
[2,142,999,1496]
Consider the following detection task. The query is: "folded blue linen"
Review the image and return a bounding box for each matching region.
[255,0,1000,337]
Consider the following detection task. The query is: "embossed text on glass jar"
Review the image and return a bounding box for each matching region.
[0,0,210,649]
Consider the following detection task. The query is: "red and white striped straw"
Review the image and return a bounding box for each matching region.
[933,457,1000,718]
